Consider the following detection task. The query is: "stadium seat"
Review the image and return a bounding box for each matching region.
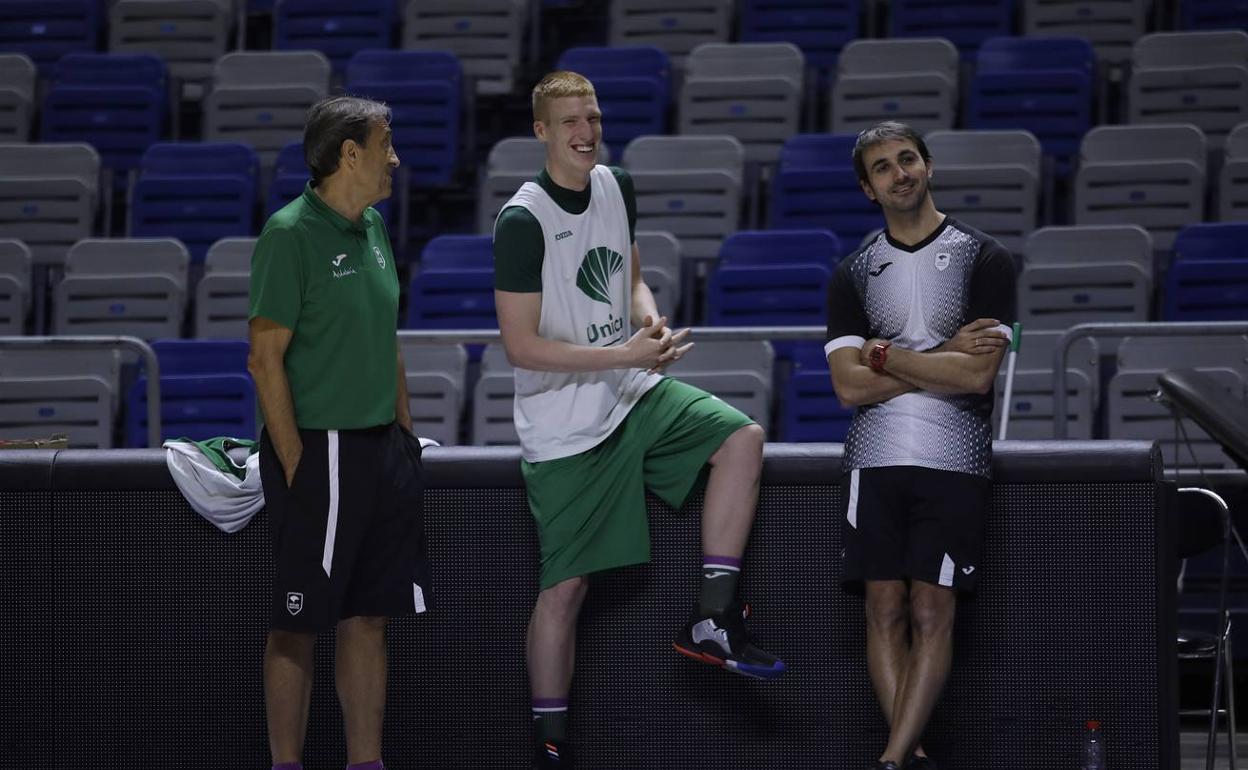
[130,142,259,263]
[1107,335,1248,469]
[1073,123,1206,251]
[108,0,232,87]
[677,42,804,165]
[1180,0,1248,30]
[0,143,100,267]
[406,235,496,329]
[622,134,745,263]
[0,53,35,141]
[0,239,32,334]
[402,0,526,96]
[780,341,853,442]
[992,329,1098,440]
[830,37,959,134]
[0,0,101,74]
[1220,122,1248,221]
[471,342,519,446]
[738,0,862,83]
[1128,30,1248,153]
[398,339,467,446]
[556,45,671,160]
[0,344,121,447]
[1164,223,1248,321]
[1021,0,1147,64]
[924,130,1041,254]
[346,49,462,188]
[1023,224,1154,274]
[274,0,395,74]
[1017,261,1151,331]
[636,230,681,320]
[968,37,1095,176]
[203,50,330,173]
[768,133,881,248]
[888,0,1013,60]
[39,53,168,184]
[608,0,733,73]
[53,237,189,338]
[707,229,840,327]
[125,338,257,446]
[194,236,255,339]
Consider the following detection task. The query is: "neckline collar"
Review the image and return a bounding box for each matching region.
[884,216,951,253]
[302,182,369,235]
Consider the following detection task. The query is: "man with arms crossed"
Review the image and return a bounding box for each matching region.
[248,96,431,770]
[494,71,785,769]
[826,121,1016,770]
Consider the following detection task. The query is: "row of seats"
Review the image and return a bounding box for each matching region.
[3,217,1245,346]
[5,0,1243,91]
[7,116,1248,279]
[7,26,1248,172]
[2,331,1244,473]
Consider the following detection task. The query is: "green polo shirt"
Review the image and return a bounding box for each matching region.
[249,183,399,430]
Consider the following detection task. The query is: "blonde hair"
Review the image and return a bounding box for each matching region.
[532,71,596,123]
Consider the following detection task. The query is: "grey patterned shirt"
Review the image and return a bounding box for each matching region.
[824,218,1016,477]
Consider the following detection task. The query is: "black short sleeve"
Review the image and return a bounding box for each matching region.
[966,240,1017,326]
[826,256,871,343]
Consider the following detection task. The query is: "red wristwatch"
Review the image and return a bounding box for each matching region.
[868,341,892,373]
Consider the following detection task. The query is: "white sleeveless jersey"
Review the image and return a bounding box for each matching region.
[499,165,662,462]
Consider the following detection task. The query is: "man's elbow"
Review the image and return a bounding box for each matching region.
[247,350,279,381]
[830,379,865,408]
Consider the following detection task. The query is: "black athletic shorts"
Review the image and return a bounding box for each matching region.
[259,422,431,632]
[840,465,991,593]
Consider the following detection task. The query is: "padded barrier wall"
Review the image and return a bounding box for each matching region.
[0,441,1174,769]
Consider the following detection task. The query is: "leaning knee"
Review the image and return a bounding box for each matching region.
[712,423,765,468]
[538,576,589,618]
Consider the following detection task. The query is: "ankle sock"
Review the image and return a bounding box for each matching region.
[532,697,569,743]
[699,555,742,615]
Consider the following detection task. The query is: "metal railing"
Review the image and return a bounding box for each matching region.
[0,336,161,448]
[1052,321,1248,439]
[395,326,827,345]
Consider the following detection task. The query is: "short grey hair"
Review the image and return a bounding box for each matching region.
[303,95,391,185]
[851,121,932,183]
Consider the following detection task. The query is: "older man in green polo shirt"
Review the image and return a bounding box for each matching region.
[247,95,430,770]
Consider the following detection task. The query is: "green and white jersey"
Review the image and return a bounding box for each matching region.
[495,165,661,462]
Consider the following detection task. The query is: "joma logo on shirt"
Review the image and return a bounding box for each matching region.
[555,230,574,241]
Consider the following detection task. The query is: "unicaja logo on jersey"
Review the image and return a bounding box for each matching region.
[576,247,624,304]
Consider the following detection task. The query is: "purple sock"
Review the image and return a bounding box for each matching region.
[272,764,302,770]
[346,762,383,770]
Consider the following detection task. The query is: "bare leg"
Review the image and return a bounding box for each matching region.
[527,576,590,698]
[265,629,316,765]
[880,581,956,763]
[336,615,388,765]
[701,424,765,557]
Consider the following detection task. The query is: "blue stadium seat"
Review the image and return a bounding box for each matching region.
[407,235,496,330]
[130,142,259,264]
[40,53,167,184]
[273,0,396,74]
[0,0,101,74]
[739,0,862,82]
[781,341,853,442]
[125,339,257,446]
[1181,0,1248,30]
[769,134,882,248]
[346,49,461,188]
[967,37,1094,176]
[707,230,841,343]
[889,0,1014,60]
[555,46,670,161]
[1164,223,1248,321]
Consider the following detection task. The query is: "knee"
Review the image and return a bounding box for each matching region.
[909,593,955,642]
[865,591,909,638]
[711,423,765,470]
[537,576,589,622]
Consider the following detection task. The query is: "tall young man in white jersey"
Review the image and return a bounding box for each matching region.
[825,121,1016,770]
[493,71,786,768]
